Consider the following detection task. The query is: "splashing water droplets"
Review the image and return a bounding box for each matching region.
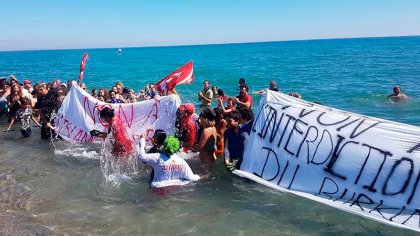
[99,129,139,186]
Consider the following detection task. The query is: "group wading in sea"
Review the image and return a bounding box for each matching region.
[0,74,410,188]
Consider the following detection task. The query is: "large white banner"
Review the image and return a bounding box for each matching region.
[235,90,420,232]
[55,82,181,142]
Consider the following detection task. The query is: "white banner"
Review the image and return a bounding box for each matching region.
[55,82,181,142]
[235,90,420,232]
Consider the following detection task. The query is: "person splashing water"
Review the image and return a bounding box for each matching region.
[94,107,133,158]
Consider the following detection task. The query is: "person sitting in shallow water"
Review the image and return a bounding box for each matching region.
[137,135,200,188]
[388,85,408,101]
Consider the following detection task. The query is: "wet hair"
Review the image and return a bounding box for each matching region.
[217,89,225,97]
[238,107,254,122]
[228,111,241,122]
[200,107,216,121]
[200,107,216,127]
[122,87,130,94]
[214,107,225,127]
[100,107,115,118]
[153,129,167,146]
[239,78,246,85]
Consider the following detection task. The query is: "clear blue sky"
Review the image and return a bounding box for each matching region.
[1,0,419,51]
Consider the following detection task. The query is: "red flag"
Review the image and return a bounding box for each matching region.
[78,53,89,81]
[156,61,194,95]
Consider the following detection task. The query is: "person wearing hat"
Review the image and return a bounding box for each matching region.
[137,134,200,188]
[8,75,18,86]
[22,80,34,99]
[175,103,198,151]
[23,80,33,93]
[196,107,217,164]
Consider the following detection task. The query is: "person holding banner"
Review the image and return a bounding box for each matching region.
[35,83,59,139]
[224,111,247,171]
[93,107,133,157]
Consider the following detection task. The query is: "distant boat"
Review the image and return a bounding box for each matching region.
[118,48,122,55]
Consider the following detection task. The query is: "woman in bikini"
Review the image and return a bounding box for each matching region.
[196,107,217,165]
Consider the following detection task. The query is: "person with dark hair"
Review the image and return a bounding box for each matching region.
[137,135,200,188]
[198,80,213,107]
[196,107,217,164]
[258,81,280,94]
[148,129,167,154]
[95,107,133,157]
[214,107,228,159]
[211,85,218,99]
[224,111,244,169]
[238,78,246,89]
[35,83,59,139]
[237,107,254,125]
[235,85,253,108]
[91,88,98,98]
[146,83,157,99]
[216,89,228,104]
[0,80,9,118]
[108,90,125,103]
[388,85,408,101]
[11,97,40,137]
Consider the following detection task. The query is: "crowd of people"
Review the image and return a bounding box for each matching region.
[0,74,410,188]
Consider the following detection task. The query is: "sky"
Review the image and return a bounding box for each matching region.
[0,0,419,51]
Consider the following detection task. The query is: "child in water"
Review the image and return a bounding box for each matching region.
[7,97,41,137]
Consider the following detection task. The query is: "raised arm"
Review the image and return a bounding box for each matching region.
[136,137,161,165]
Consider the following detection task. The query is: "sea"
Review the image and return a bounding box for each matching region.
[0,36,419,235]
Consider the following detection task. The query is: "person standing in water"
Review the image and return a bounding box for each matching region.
[95,107,133,158]
[137,135,200,188]
[198,80,213,107]
[196,107,217,165]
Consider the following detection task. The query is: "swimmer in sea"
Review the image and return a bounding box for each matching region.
[388,85,408,102]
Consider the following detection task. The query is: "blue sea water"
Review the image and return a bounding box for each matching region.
[0,36,419,235]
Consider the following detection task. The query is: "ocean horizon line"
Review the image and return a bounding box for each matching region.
[1,34,419,53]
